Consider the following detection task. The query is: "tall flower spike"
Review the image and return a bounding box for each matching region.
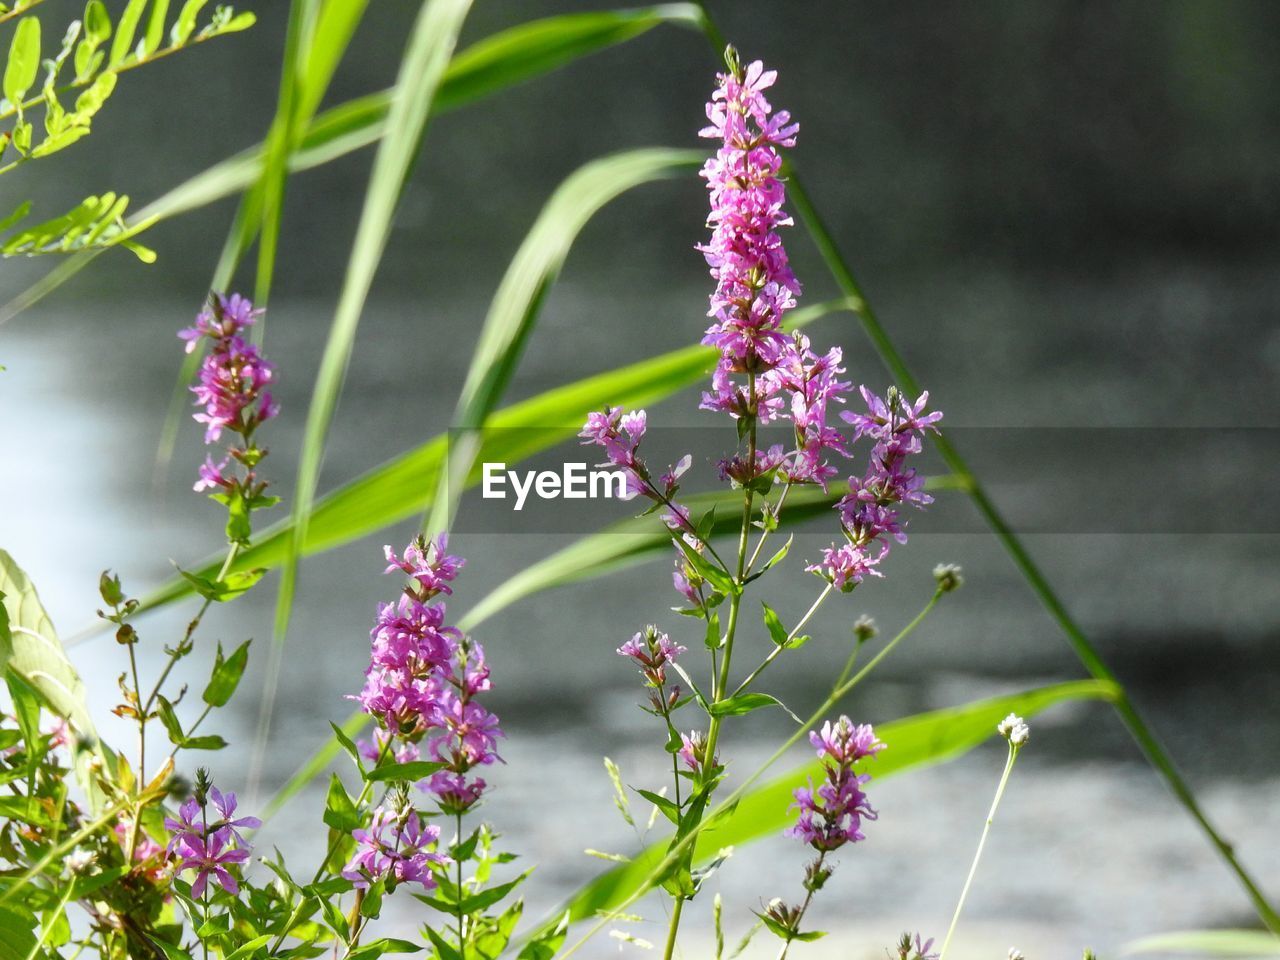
[698,53,800,418]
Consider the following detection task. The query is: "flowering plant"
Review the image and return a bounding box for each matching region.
[2,6,1267,960]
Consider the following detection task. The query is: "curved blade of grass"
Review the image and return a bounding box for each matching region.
[429,146,702,535]
[1125,931,1280,957]
[785,164,1280,932]
[276,0,471,634]
[549,679,1117,929]
[0,4,706,327]
[258,710,368,822]
[130,299,857,616]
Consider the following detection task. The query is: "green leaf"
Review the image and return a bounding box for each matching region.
[202,639,250,707]
[432,146,702,533]
[0,550,111,807]
[0,902,38,960]
[143,0,170,56]
[3,16,40,107]
[179,567,265,603]
[4,669,43,767]
[1125,930,1280,957]
[171,0,208,46]
[363,760,445,783]
[180,734,227,750]
[707,693,797,722]
[109,0,148,66]
[155,694,185,744]
[322,773,359,833]
[517,910,569,960]
[536,680,1118,933]
[274,0,473,653]
[760,602,789,647]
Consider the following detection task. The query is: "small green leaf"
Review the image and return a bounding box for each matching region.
[363,760,445,783]
[4,16,41,107]
[635,789,679,825]
[202,639,250,707]
[322,773,359,833]
[84,0,112,45]
[181,734,227,750]
[178,567,264,602]
[703,611,721,651]
[143,0,169,55]
[761,602,789,647]
[707,693,798,722]
[109,0,147,66]
[155,694,184,744]
[170,0,207,45]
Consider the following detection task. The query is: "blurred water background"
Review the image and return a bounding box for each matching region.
[2,1,1279,956]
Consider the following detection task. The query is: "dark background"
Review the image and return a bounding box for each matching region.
[2,2,1278,955]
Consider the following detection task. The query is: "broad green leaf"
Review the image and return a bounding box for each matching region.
[3,16,40,107]
[0,550,117,812]
[1125,931,1280,957]
[544,680,1117,929]
[134,299,860,616]
[0,550,95,740]
[0,901,38,960]
[274,0,472,648]
[433,146,702,532]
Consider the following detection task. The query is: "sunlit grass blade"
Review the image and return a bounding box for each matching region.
[0,4,707,327]
[255,0,474,795]
[130,299,858,616]
[545,680,1117,930]
[430,146,702,534]
[785,164,1280,933]
[1125,931,1280,957]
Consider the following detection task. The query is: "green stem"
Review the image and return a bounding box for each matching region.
[661,896,685,960]
[777,851,825,960]
[938,744,1020,960]
[456,812,466,960]
[784,162,1280,933]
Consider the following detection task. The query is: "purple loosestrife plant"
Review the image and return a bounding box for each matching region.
[343,535,525,956]
[581,49,950,960]
[181,293,280,547]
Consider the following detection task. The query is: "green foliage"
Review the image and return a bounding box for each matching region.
[0,0,252,259]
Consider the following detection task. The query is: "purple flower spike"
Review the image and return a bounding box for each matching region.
[787,716,883,852]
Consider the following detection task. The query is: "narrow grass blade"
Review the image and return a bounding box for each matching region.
[430,147,702,534]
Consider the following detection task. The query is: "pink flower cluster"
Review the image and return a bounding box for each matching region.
[579,408,693,533]
[163,787,259,898]
[617,626,686,714]
[342,806,449,892]
[181,293,278,497]
[807,388,943,590]
[787,717,883,851]
[698,58,799,397]
[351,536,502,815]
